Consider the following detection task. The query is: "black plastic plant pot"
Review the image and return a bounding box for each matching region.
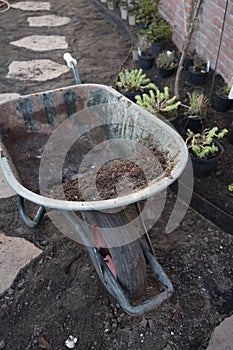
[228,125,233,144]
[158,66,176,79]
[190,141,224,178]
[183,57,194,71]
[138,21,150,30]
[138,55,154,70]
[150,42,165,55]
[188,68,208,85]
[214,93,233,112]
[185,116,202,133]
[122,90,143,103]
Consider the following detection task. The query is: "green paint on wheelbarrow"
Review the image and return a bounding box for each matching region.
[87,88,118,107]
[63,89,77,117]
[41,92,56,125]
[17,97,35,131]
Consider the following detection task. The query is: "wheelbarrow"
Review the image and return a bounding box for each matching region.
[0,54,188,316]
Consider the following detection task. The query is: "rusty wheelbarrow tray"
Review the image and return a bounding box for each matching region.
[0,62,188,315]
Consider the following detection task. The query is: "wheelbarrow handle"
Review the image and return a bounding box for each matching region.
[63,52,81,85]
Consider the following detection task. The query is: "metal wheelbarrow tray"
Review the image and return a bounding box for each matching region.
[0,83,188,315]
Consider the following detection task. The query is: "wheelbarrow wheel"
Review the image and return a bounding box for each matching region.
[88,239,147,300]
[110,239,147,300]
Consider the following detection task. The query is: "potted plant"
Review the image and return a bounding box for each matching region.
[228,121,233,144]
[128,8,136,25]
[156,50,177,78]
[135,0,159,29]
[214,83,233,112]
[137,35,154,70]
[140,18,172,55]
[135,86,181,120]
[188,54,209,85]
[119,2,128,20]
[184,90,209,133]
[183,50,195,71]
[107,0,114,10]
[186,127,228,177]
[116,68,156,102]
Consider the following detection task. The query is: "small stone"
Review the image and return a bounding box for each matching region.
[64,335,78,349]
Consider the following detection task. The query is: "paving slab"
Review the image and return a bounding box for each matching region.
[27,14,70,27]
[0,232,42,294]
[206,315,233,350]
[11,1,51,11]
[6,59,70,81]
[10,35,68,51]
[0,171,16,198]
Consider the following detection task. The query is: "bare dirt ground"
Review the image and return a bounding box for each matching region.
[0,1,233,350]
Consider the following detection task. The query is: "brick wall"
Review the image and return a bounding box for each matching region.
[159,0,233,84]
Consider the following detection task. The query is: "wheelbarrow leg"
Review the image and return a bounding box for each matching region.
[17,195,46,228]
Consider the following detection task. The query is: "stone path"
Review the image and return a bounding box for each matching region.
[0,0,129,298]
[0,231,42,294]
[0,0,73,297]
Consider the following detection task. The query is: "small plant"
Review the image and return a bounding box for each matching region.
[135,86,181,119]
[228,183,233,192]
[138,34,151,55]
[186,127,228,159]
[185,90,209,117]
[140,18,172,43]
[156,50,177,69]
[191,54,207,72]
[135,0,159,25]
[218,83,231,97]
[116,68,156,92]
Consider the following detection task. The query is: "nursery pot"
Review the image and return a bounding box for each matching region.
[132,49,138,61]
[121,90,143,103]
[183,57,194,71]
[158,66,176,79]
[120,6,128,20]
[214,93,233,113]
[138,55,154,70]
[190,140,224,178]
[128,13,135,25]
[228,123,233,144]
[188,68,208,86]
[107,0,114,10]
[150,42,165,55]
[138,21,150,30]
[185,116,202,133]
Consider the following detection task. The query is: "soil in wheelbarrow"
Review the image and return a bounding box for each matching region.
[62,146,169,201]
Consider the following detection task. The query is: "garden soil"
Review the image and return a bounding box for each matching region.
[0,1,233,350]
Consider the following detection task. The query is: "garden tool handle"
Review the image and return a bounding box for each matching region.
[63,53,81,84]
[63,53,77,68]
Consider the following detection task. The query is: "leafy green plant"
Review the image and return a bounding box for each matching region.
[135,0,159,25]
[135,86,181,119]
[156,50,177,69]
[116,68,156,92]
[186,127,228,159]
[140,18,172,43]
[228,183,233,192]
[218,83,231,97]
[185,90,209,117]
